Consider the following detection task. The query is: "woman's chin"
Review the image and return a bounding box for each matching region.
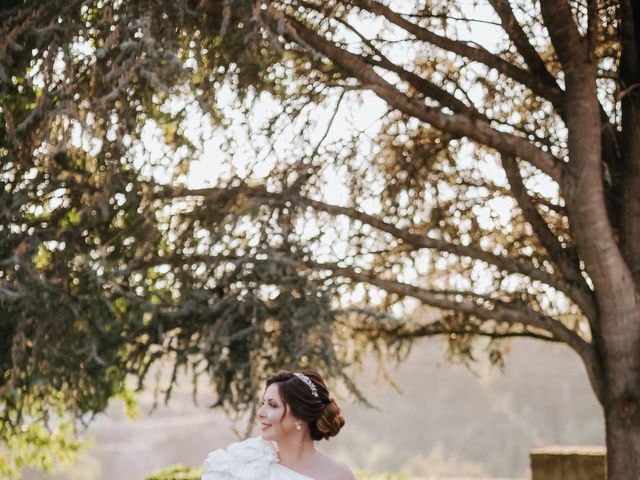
[260,427,276,440]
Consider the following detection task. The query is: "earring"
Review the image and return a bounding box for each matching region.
[295,422,302,431]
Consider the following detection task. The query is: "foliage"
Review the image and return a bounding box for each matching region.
[1,0,640,477]
[0,419,86,479]
[0,1,355,472]
[143,464,202,480]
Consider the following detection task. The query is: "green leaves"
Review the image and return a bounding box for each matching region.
[143,464,202,480]
[2,0,626,475]
[0,419,86,480]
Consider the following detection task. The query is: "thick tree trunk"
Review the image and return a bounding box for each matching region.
[556,38,640,480]
[604,382,640,478]
[605,4,640,477]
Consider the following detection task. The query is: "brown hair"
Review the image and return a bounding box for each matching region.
[265,369,345,441]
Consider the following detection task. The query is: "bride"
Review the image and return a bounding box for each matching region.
[202,369,357,480]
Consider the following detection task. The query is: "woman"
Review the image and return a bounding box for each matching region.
[202,369,356,480]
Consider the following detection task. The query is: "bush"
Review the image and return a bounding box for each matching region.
[143,464,202,480]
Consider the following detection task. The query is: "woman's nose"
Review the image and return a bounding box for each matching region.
[257,406,265,418]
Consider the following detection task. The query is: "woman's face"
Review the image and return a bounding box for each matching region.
[257,383,298,441]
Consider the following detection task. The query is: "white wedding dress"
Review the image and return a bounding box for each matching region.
[202,436,315,480]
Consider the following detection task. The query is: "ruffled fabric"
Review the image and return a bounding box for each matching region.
[202,436,279,480]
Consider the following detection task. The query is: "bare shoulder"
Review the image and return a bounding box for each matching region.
[336,463,357,480]
[316,451,357,480]
[329,460,357,480]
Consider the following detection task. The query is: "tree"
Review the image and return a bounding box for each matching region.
[1,0,639,478]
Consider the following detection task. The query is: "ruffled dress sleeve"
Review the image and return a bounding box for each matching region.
[202,436,279,480]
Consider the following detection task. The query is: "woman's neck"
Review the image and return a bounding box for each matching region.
[275,434,316,467]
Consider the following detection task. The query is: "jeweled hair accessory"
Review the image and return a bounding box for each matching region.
[293,372,319,398]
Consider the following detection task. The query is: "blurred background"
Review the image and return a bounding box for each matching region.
[22,337,603,480]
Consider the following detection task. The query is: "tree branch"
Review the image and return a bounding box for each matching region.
[620,0,640,82]
[315,260,603,402]
[314,260,587,345]
[342,311,561,343]
[500,155,596,321]
[587,0,599,61]
[488,0,560,94]
[349,0,565,107]
[263,8,564,181]
[172,185,591,309]
[539,0,587,69]
[287,89,347,193]
[321,12,480,117]
[492,0,618,222]
[491,0,618,215]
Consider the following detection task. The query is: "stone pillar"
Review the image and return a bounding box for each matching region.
[530,446,606,480]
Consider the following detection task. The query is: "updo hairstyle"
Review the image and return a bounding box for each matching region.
[265,369,345,440]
